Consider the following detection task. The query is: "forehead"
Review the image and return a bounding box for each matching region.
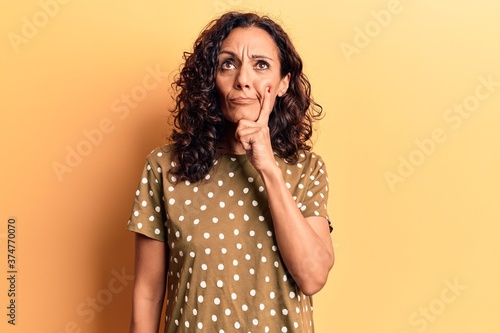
[220,27,279,57]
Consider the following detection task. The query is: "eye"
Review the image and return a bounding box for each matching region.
[255,60,270,70]
[220,59,235,70]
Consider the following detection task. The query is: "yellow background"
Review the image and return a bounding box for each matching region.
[1,0,499,332]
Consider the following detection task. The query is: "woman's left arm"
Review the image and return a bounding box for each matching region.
[236,87,334,296]
[259,166,334,296]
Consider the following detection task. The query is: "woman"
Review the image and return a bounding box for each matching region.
[127,11,334,333]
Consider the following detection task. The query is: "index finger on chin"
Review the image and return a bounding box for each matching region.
[257,86,272,125]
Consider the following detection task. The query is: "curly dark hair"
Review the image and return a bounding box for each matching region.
[168,11,323,183]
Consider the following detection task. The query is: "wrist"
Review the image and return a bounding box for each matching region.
[259,164,283,185]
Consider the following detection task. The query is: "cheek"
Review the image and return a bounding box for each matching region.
[215,76,229,96]
[254,79,278,97]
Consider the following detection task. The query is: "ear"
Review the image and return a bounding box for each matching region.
[278,73,291,96]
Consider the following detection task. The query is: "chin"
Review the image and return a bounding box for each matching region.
[223,109,259,123]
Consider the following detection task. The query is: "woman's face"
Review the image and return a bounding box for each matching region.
[215,27,290,124]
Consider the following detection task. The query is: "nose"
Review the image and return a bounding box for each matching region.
[234,65,251,90]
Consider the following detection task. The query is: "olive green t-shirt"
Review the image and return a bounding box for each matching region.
[127,145,331,333]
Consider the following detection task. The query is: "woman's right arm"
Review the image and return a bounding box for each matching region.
[129,233,168,333]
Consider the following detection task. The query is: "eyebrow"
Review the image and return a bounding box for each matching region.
[219,50,274,61]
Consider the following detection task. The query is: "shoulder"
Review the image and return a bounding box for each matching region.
[145,144,175,165]
[298,150,325,165]
[275,150,329,189]
[277,150,327,170]
[140,144,177,181]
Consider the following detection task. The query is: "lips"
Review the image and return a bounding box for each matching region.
[229,97,258,105]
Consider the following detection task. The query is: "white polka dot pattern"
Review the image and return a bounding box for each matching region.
[127,145,330,332]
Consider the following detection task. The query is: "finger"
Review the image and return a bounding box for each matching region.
[236,126,261,140]
[235,119,257,142]
[236,124,258,144]
[256,86,272,125]
[240,138,253,151]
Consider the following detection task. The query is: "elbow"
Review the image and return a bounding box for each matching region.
[299,272,329,296]
[300,281,325,297]
[298,253,335,296]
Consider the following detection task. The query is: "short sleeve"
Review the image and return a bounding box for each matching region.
[126,154,167,241]
[301,153,332,232]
